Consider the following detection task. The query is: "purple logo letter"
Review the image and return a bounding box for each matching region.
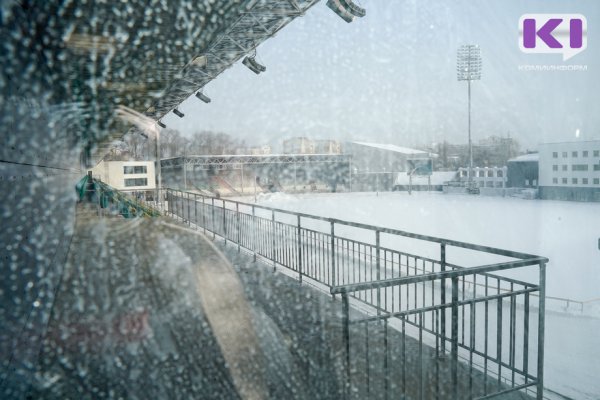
[523,18,563,48]
[519,14,587,60]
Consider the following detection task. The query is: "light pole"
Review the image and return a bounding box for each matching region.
[457,45,482,188]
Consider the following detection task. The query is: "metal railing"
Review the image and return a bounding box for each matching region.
[78,174,161,218]
[166,188,547,399]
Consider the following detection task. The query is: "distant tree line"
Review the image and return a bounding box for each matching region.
[108,130,246,161]
[429,136,520,170]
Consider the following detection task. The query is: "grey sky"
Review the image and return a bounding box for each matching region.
[162,0,600,151]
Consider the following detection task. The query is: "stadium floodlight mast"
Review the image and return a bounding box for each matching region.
[457,44,482,188]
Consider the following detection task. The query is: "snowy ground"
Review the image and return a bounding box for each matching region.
[254,191,600,303]
[249,191,600,399]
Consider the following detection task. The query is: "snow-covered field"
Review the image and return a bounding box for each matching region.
[251,191,600,399]
[255,191,600,302]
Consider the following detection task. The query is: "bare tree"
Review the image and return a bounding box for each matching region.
[187,131,245,155]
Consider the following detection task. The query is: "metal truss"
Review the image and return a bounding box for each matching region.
[160,154,351,170]
[146,0,321,123]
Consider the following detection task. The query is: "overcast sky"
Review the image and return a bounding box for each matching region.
[162,0,600,151]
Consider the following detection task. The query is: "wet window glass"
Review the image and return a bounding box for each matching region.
[1,1,599,399]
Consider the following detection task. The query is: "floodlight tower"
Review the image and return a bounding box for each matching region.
[457,45,482,186]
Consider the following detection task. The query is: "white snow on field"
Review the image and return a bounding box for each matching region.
[252,190,600,400]
[256,191,600,302]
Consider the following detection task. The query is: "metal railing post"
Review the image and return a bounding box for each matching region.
[252,205,257,262]
[187,192,190,225]
[537,262,546,400]
[211,197,215,240]
[330,220,336,288]
[176,190,180,220]
[297,215,302,282]
[451,276,459,399]
[201,195,206,234]
[179,190,182,220]
[272,210,276,271]
[236,202,240,252]
[376,230,381,315]
[441,243,447,355]
[342,292,351,399]
[194,193,198,229]
[173,190,177,218]
[223,199,227,245]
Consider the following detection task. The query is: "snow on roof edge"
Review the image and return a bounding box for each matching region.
[351,141,430,155]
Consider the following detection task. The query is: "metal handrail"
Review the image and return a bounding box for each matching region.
[331,257,547,294]
[181,190,544,260]
[165,188,547,400]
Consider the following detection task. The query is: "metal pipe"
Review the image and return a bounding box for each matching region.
[536,262,546,400]
[331,220,336,288]
[376,230,381,315]
[468,78,473,184]
[223,199,227,244]
[451,276,459,399]
[342,292,350,399]
[331,259,545,294]
[297,215,302,282]
[441,243,446,355]
[237,202,240,252]
[252,205,256,262]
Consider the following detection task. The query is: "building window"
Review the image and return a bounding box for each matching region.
[594,150,599,157]
[594,164,600,171]
[583,150,589,157]
[552,152,558,158]
[552,165,558,171]
[552,178,558,184]
[497,170,503,177]
[572,151,578,158]
[572,164,589,171]
[594,178,600,185]
[562,165,568,171]
[124,178,148,187]
[562,178,568,184]
[487,170,494,177]
[562,151,568,158]
[124,165,147,174]
[582,178,588,184]
[478,171,485,178]
[572,178,578,184]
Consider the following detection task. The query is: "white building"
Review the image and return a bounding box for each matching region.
[458,166,507,188]
[90,160,156,191]
[539,140,600,201]
[283,137,315,154]
[314,140,342,154]
[346,142,432,173]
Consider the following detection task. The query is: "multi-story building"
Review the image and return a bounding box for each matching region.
[539,140,600,202]
[283,137,315,154]
[244,145,272,155]
[90,160,156,191]
[457,166,507,188]
[314,140,342,154]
